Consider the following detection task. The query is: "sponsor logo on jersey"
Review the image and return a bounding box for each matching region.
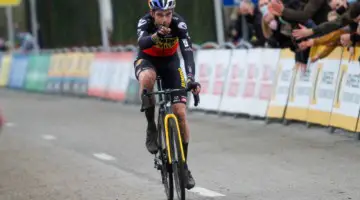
[138,19,147,27]
[154,37,179,49]
[178,22,187,30]
[182,39,189,47]
[178,67,186,88]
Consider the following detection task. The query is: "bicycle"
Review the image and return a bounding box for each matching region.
[141,76,200,200]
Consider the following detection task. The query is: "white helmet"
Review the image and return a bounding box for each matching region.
[148,0,176,10]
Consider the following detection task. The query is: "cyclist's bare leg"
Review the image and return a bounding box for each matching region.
[138,69,158,154]
[172,103,195,189]
[172,103,190,143]
[138,69,157,102]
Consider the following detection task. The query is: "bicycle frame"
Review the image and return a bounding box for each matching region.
[156,77,186,164]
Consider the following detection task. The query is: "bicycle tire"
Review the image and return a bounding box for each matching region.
[157,112,174,200]
[168,118,186,200]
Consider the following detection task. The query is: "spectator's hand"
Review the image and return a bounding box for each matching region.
[338,0,348,9]
[349,46,355,62]
[298,39,314,50]
[239,1,254,15]
[292,24,314,39]
[311,55,320,63]
[340,33,351,47]
[269,0,284,16]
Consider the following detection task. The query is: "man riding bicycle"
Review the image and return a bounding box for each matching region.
[134,0,201,190]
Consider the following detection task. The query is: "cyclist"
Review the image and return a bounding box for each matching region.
[134,0,201,190]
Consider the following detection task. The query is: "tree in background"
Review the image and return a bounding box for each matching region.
[34,0,217,48]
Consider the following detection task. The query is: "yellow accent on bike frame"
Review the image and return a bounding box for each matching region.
[164,114,186,164]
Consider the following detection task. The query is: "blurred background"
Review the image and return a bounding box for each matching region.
[0,0,263,51]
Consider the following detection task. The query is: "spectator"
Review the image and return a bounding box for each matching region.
[269,0,332,25]
[0,38,8,52]
[238,0,267,46]
[227,6,252,44]
[267,0,334,71]
[15,31,37,53]
[292,2,360,39]
[298,11,347,62]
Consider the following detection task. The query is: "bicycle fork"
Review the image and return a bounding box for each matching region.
[154,113,186,170]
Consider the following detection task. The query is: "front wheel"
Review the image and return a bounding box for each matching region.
[157,113,174,200]
[169,118,186,200]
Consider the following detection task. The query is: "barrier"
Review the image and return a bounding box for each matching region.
[3,44,360,138]
[71,52,92,96]
[0,54,12,87]
[46,53,65,93]
[24,53,51,92]
[8,53,29,89]
[245,49,279,117]
[218,49,248,114]
[284,48,317,122]
[61,52,77,94]
[266,49,296,119]
[306,47,343,126]
[88,52,134,101]
[190,49,232,111]
[329,48,360,131]
[104,52,133,101]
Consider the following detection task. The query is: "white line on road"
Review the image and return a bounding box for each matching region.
[42,135,57,140]
[93,153,116,161]
[189,187,226,197]
[5,122,15,127]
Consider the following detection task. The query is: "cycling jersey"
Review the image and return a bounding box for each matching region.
[136,12,195,78]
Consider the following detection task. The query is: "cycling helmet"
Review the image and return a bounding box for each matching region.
[148,0,176,10]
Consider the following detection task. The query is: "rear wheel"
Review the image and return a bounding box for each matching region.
[169,118,186,200]
[157,113,174,200]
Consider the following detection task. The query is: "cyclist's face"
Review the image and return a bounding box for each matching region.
[152,10,173,27]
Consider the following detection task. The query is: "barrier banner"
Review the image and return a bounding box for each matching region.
[105,52,134,101]
[306,47,343,126]
[61,53,76,94]
[8,53,29,89]
[266,49,296,119]
[70,52,92,96]
[284,66,314,121]
[46,53,65,93]
[284,47,319,121]
[190,49,231,111]
[218,49,248,113]
[245,49,280,117]
[24,53,51,92]
[124,66,141,104]
[239,49,263,115]
[88,53,111,98]
[0,54,11,87]
[329,48,360,131]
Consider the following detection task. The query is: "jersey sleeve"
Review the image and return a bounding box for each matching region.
[137,18,155,50]
[177,19,196,80]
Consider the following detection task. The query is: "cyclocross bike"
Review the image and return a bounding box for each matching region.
[142,76,199,200]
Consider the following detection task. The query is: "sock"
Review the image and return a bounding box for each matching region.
[183,142,189,169]
[145,106,155,124]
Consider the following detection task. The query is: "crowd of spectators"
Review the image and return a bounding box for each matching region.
[227,0,360,70]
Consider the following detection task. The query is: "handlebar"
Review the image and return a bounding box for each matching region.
[143,87,200,107]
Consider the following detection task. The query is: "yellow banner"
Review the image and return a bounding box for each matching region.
[0,0,21,6]
[48,53,65,77]
[0,55,12,87]
[76,53,93,78]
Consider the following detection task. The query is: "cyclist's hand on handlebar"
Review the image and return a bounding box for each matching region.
[186,76,201,95]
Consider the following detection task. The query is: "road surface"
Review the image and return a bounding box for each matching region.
[0,89,360,200]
